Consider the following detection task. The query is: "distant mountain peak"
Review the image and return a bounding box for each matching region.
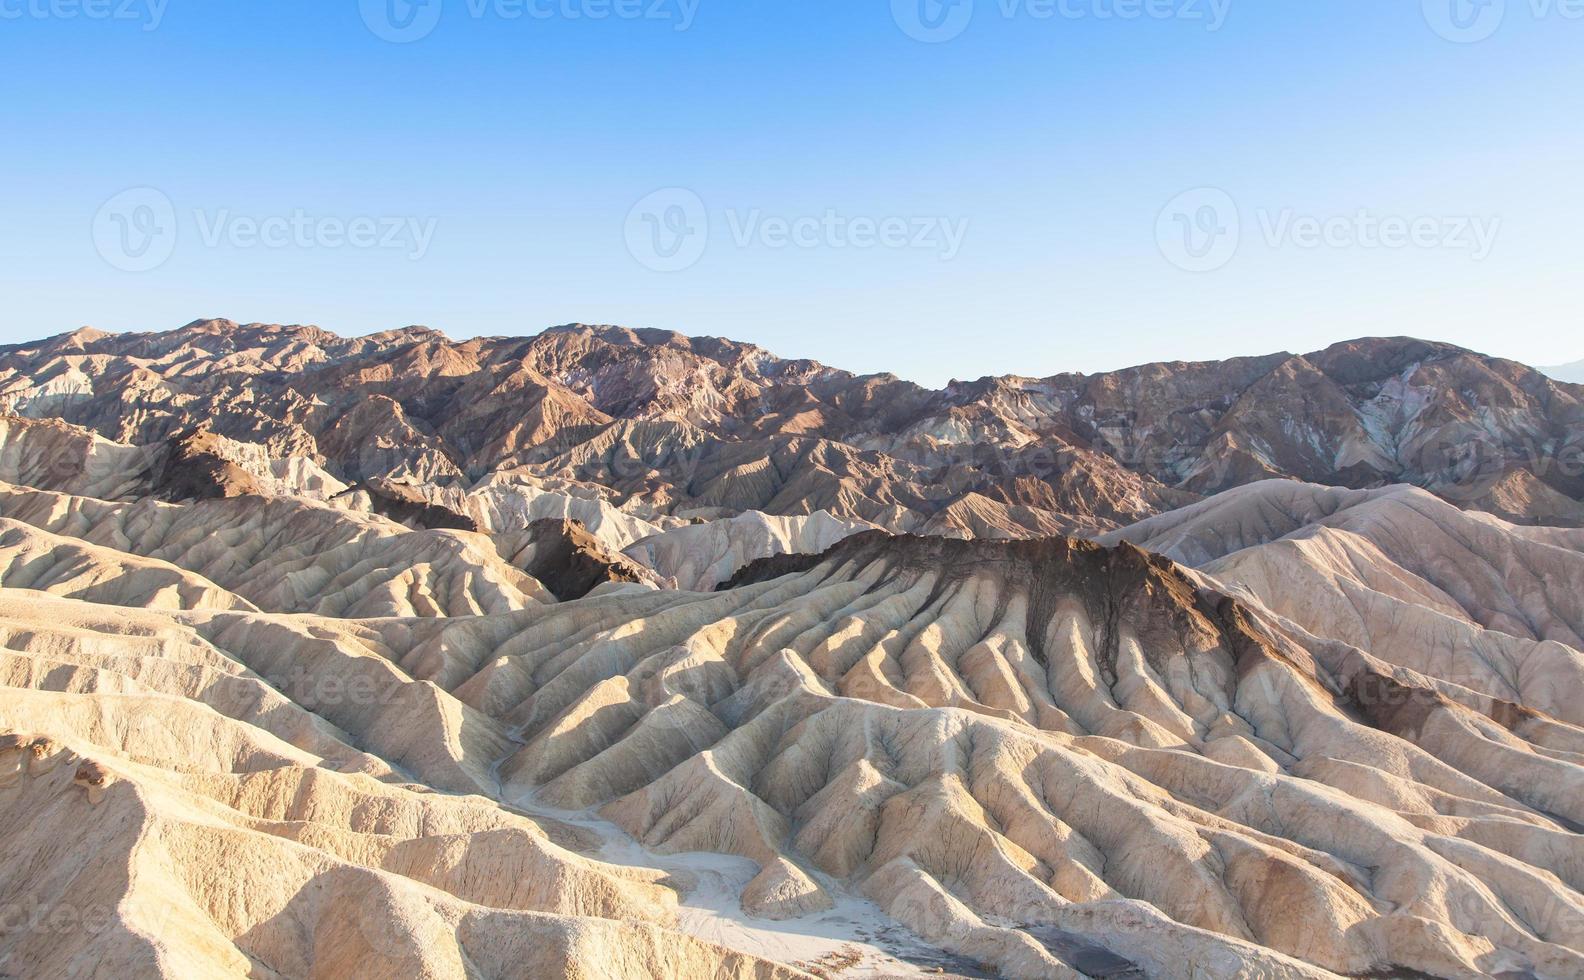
[1541,358,1584,384]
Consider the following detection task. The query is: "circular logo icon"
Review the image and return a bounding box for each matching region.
[361,0,443,43]
[92,187,177,273]
[1156,187,1240,273]
[892,0,974,43]
[1410,427,1508,503]
[1422,0,1505,43]
[624,188,708,273]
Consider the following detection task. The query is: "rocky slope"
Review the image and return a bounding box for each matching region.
[1,476,1581,975]
[6,320,1578,532]
[1,321,1582,979]
[1105,480,1584,728]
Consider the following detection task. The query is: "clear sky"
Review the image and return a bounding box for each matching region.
[1,0,1580,386]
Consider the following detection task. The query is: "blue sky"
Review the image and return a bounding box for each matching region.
[1,0,1580,385]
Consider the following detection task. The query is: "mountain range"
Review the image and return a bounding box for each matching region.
[4,320,1582,537]
[1,320,1582,979]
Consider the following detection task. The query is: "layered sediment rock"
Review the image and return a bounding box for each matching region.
[1,321,1582,979]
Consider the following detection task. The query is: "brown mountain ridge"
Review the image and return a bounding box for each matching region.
[2,320,1578,532]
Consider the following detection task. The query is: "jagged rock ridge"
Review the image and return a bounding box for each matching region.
[5,320,1578,531]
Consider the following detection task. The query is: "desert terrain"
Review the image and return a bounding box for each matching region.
[1,321,1581,979]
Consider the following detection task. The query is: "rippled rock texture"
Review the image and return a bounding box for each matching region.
[1,321,1582,979]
